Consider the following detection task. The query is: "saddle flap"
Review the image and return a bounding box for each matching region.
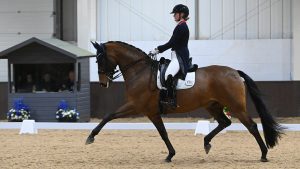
[157,70,195,90]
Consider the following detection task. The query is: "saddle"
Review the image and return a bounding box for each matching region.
[157,57,198,90]
[157,57,198,113]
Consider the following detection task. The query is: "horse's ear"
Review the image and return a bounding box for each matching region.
[91,41,98,49]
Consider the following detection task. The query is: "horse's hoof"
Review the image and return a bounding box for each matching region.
[85,136,95,145]
[165,158,172,163]
[260,158,268,162]
[204,144,212,154]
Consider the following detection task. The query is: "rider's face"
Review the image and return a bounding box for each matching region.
[173,13,180,22]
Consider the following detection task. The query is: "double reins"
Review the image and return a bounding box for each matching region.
[96,44,156,81]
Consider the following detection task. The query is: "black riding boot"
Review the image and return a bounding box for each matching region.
[161,75,177,109]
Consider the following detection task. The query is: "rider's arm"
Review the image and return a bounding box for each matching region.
[157,25,182,53]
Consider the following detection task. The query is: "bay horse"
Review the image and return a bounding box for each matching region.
[86,41,284,162]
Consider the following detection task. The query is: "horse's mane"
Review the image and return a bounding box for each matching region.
[104,41,158,73]
[105,41,149,59]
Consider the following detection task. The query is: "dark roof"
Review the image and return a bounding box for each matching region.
[0,37,95,59]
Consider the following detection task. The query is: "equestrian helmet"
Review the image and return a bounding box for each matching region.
[170,4,189,17]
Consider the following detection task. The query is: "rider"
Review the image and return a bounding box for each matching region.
[150,4,190,108]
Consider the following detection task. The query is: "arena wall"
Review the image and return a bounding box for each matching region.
[89,81,300,118]
[1,81,300,120]
[90,39,292,81]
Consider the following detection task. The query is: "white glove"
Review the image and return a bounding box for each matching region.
[149,48,159,56]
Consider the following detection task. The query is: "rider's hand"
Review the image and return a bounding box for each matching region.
[149,48,159,56]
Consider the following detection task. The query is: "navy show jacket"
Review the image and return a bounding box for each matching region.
[157,21,190,79]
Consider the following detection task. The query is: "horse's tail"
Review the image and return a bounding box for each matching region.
[237,70,284,148]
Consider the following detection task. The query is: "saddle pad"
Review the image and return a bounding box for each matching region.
[157,71,195,90]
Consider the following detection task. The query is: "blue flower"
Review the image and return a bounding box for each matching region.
[58,100,69,110]
[13,98,29,111]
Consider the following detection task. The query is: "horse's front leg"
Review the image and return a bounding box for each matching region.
[86,102,135,145]
[148,114,176,162]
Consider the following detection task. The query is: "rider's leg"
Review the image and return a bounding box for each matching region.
[164,51,180,80]
[162,51,179,108]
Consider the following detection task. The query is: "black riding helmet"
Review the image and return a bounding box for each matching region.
[170,4,189,18]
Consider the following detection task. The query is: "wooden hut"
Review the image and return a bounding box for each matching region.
[0,37,94,122]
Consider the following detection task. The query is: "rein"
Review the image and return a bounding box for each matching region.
[95,42,159,90]
[96,52,148,81]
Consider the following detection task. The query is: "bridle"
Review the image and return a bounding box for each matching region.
[95,44,146,81]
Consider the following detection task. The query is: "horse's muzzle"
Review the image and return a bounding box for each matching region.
[100,82,110,88]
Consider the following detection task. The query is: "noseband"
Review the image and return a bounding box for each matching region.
[96,44,146,80]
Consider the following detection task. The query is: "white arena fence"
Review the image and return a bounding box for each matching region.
[0,121,299,133]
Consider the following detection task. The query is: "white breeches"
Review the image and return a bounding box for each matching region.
[165,51,180,80]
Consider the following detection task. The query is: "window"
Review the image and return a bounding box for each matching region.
[12,63,75,93]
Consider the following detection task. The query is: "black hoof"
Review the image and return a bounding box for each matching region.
[204,144,212,154]
[165,153,175,163]
[165,158,172,163]
[260,158,268,162]
[85,136,95,145]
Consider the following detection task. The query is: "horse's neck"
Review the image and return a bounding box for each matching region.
[115,51,151,85]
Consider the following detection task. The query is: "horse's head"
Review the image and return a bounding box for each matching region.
[91,41,117,88]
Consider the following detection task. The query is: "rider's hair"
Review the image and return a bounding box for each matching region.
[183,16,189,21]
[181,13,189,21]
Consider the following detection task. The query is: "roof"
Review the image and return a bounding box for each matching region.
[0,37,95,59]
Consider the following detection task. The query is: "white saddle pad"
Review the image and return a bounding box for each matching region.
[157,71,195,90]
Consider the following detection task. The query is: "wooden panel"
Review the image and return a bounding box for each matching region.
[141,0,155,40]
[223,0,235,39]
[2,81,300,120]
[98,0,195,41]
[247,0,259,39]
[90,82,126,117]
[77,57,90,120]
[185,0,197,40]
[107,0,120,40]
[0,13,53,34]
[282,0,291,38]
[210,0,222,39]
[0,60,8,82]
[62,0,77,41]
[271,0,283,38]
[98,0,108,41]
[7,43,75,64]
[0,0,53,11]
[130,0,143,41]
[0,83,8,119]
[0,0,53,35]
[119,0,131,40]
[90,81,300,118]
[259,0,271,39]
[8,95,76,122]
[199,0,211,39]
[0,34,53,52]
[235,0,247,39]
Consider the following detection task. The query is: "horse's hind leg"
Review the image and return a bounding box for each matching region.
[148,114,176,162]
[235,112,269,162]
[86,102,135,145]
[204,102,232,154]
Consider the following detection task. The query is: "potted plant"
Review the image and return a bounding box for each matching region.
[7,98,31,122]
[56,100,79,122]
